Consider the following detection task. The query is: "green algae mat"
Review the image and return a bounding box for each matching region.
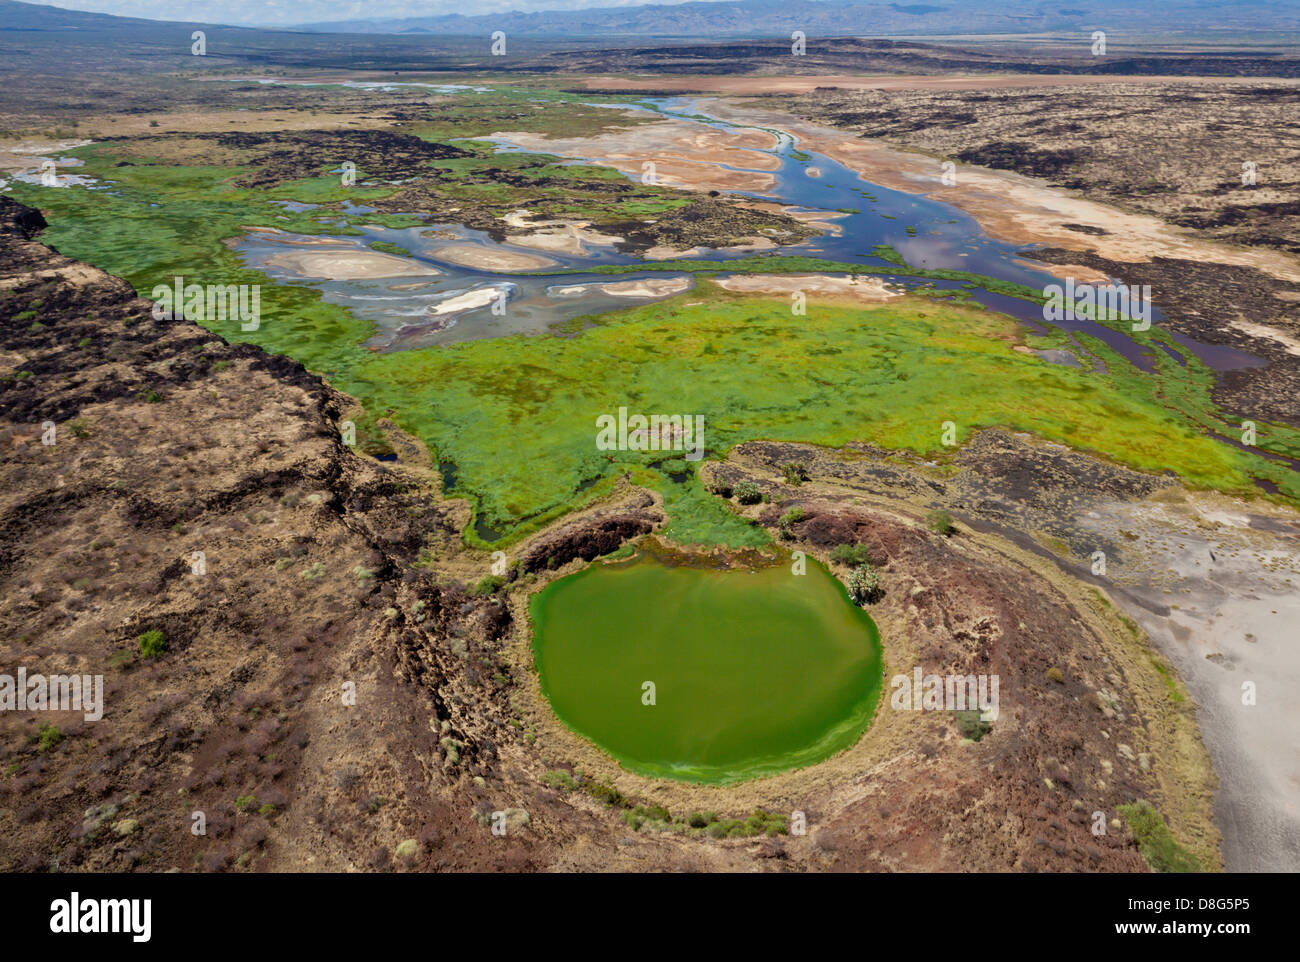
[530,555,883,783]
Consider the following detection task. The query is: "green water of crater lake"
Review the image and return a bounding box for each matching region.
[530,553,883,784]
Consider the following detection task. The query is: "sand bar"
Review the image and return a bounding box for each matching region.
[264,249,440,280]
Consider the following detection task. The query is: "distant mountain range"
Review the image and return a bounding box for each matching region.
[294,0,1299,39]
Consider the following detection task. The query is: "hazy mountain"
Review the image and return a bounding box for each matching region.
[294,0,1299,39]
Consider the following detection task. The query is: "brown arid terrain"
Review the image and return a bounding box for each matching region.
[526,36,1300,80]
[0,197,1224,872]
[781,80,1300,256]
[714,434,1300,871]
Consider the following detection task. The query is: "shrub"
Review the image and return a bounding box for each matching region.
[778,507,805,539]
[640,803,672,823]
[830,543,872,567]
[470,574,506,596]
[137,629,168,659]
[781,462,809,486]
[1046,667,1065,684]
[926,509,955,535]
[734,481,762,505]
[954,710,993,742]
[687,811,716,828]
[585,781,629,809]
[707,479,733,498]
[744,808,789,837]
[847,564,880,603]
[34,723,63,753]
[540,770,577,791]
[1118,800,1202,873]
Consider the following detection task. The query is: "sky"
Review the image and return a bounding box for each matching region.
[22,0,727,26]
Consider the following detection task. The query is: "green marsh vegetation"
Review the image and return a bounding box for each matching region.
[11,101,1300,550]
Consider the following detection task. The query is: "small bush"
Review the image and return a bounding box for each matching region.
[707,479,733,499]
[781,462,809,486]
[1046,667,1065,684]
[585,781,629,809]
[470,574,506,596]
[778,507,805,539]
[687,811,716,829]
[540,770,577,791]
[1118,800,1202,873]
[734,481,762,505]
[847,564,880,603]
[34,723,63,753]
[954,710,993,742]
[640,803,671,823]
[137,629,168,659]
[300,562,326,580]
[830,542,872,567]
[926,509,955,535]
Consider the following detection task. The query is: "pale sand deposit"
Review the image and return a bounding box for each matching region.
[714,273,899,302]
[1081,490,1300,872]
[501,212,625,255]
[428,287,508,316]
[0,139,94,174]
[492,119,781,194]
[429,243,558,271]
[550,277,692,298]
[264,249,440,280]
[644,237,777,260]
